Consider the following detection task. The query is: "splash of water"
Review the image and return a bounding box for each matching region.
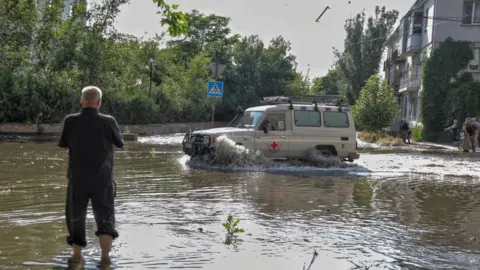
[138,133,184,145]
[188,135,355,170]
[191,135,272,168]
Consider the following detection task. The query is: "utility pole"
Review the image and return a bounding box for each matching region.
[212,52,219,127]
[148,58,153,97]
[208,51,226,128]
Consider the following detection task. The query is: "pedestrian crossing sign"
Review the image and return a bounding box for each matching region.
[207,81,223,97]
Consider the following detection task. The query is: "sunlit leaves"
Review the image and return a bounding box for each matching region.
[152,0,188,37]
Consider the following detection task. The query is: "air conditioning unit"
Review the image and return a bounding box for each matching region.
[467,60,480,72]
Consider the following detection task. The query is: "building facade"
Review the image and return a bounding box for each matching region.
[384,0,480,126]
[37,0,75,20]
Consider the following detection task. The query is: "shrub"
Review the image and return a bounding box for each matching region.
[421,37,477,141]
[353,74,400,132]
[411,124,423,142]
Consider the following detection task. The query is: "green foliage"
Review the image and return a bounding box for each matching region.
[0,3,308,124]
[334,6,399,105]
[222,213,244,245]
[310,68,340,95]
[421,37,479,141]
[152,0,189,37]
[353,73,400,131]
[411,124,423,142]
[222,213,245,235]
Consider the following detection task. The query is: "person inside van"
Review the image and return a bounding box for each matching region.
[260,119,275,132]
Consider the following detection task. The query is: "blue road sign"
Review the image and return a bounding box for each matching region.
[207,81,223,97]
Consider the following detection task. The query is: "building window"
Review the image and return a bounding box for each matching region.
[424,8,429,30]
[413,11,423,34]
[463,1,480,24]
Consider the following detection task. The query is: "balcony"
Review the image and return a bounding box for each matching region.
[405,33,422,55]
[399,75,421,93]
[392,50,405,63]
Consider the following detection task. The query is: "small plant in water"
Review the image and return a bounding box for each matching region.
[123,126,130,133]
[222,213,244,245]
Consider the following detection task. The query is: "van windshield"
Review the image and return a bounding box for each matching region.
[231,111,264,128]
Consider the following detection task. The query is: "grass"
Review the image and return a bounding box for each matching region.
[358,131,405,146]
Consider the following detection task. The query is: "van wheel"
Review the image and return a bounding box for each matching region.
[317,148,333,158]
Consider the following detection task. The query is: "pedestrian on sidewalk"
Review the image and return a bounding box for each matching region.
[472,117,480,149]
[58,86,124,265]
[463,118,475,152]
[444,119,460,141]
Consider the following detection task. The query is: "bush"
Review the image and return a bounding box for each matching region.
[353,73,400,132]
[411,124,423,142]
[421,37,477,141]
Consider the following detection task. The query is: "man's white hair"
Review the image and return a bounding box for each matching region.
[81,86,103,102]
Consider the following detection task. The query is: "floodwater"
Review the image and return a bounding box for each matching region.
[1,134,480,269]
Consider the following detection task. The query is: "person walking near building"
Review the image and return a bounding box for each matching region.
[445,119,460,141]
[472,117,480,149]
[58,86,124,265]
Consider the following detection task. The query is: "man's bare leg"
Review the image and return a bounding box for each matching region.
[72,244,82,261]
[99,235,113,264]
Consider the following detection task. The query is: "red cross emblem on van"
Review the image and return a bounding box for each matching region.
[269,141,279,152]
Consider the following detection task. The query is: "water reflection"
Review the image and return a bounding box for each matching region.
[0,140,479,269]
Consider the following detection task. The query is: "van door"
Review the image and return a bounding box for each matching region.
[254,112,290,158]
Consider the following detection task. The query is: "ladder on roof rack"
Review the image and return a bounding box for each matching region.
[260,95,345,106]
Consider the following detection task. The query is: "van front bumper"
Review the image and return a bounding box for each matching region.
[182,133,215,157]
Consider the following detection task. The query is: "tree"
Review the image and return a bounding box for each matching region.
[334,6,399,105]
[0,1,307,125]
[421,37,477,141]
[311,68,340,95]
[151,0,188,37]
[353,73,400,132]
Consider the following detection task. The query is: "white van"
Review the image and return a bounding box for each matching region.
[182,95,359,162]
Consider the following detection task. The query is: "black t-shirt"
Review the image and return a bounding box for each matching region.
[58,108,124,189]
[465,124,474,136]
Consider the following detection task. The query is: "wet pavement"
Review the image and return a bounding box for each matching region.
[0,134,479,269]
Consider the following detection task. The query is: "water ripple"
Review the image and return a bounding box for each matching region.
[0,139,479,269]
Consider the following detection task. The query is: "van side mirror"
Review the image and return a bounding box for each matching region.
[263,125,268,133]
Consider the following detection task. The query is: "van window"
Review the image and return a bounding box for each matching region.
[323,111,349,128]
[294,111,321,127]
[259,113,286,131]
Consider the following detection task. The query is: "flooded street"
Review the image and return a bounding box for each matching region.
[1,135,480,269]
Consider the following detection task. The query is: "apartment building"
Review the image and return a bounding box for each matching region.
[384,0,480,125]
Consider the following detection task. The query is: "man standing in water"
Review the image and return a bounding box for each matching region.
[58,86,124,265]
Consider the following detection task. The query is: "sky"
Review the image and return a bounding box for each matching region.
[113,0,414,78]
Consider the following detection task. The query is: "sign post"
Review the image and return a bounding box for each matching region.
[207,81,224,127]
[208,57,226,128]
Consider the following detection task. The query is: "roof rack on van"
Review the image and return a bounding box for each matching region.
[260,95,346,111]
